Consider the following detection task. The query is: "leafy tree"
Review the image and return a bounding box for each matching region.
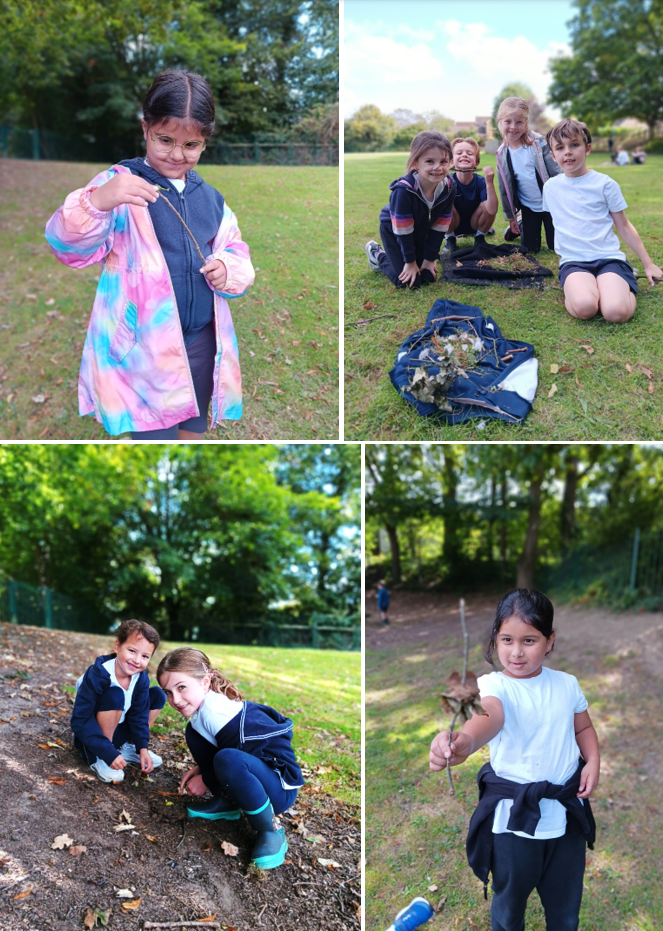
[547,0,663,139]
[344,104,396,152]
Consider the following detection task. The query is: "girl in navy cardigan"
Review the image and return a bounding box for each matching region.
[157,647,304,870]
[71,619,166,783]
[365,130,456,289]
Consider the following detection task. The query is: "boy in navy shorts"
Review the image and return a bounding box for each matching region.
[542,119,661,323]
[443,137,498,253]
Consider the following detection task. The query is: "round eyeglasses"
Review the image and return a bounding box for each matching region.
[149,131,206,159]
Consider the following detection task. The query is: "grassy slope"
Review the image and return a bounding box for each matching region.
[0,159,338,440]
[150,642,361,807]
[345,152,663,440]
[365,635,663,931]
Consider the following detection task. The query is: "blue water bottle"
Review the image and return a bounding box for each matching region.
[385,897,435,931]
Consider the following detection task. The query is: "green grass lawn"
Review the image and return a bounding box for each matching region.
[0,159,338,440]
[150,642,361,807]
[345,151,663,440]
[366,630,663,931]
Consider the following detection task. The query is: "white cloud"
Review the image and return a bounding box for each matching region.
[343,20,571,122]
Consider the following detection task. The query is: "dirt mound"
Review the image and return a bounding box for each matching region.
[0,624,360,931]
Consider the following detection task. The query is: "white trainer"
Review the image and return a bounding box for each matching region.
[90,758,125,783]
[119,742,163,767]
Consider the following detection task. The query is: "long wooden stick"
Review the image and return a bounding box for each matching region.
[447,597,470,796]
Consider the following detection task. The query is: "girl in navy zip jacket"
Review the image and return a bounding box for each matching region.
[71,619,166,784]
[365,131,456,289]
[157,647,304,870]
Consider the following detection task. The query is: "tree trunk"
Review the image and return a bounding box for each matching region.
[516,460,545,589]
[442,448,460,569]
[386,524,401,584]
[487,474,496,561]
[561,452,579,551]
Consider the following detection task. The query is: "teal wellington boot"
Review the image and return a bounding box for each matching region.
[186,795,241,820]
[244,799,288,869]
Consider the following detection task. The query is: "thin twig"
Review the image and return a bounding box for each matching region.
[175,820,186,849]
[157,192,206,264]
[257,904,268,924]
[143,923,221,929]
[345,314,397,327]
[460,597,469,688]
[446,709,461,796]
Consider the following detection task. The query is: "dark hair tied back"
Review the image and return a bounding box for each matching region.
[143,70,216,138]
[486,588,555,665]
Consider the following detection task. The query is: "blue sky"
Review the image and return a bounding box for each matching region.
[344,0,577,122]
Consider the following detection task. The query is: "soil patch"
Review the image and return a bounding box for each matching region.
[0,624,359,931]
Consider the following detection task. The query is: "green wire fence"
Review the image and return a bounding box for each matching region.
[0,574,359,650]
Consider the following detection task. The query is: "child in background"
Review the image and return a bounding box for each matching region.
[429,589,598,931]
[377,580,390,627]
[542,119,661,323]
[365,131,456,289]
[614,145,630,166]
[157,647,303,870]
[495,96,561,253]
[71,619,165,783]
[443,137,498,254]
[46,70,254,440]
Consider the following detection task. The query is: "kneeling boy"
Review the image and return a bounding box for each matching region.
[542,119,661,323]
[443,137,498,253]
[71,618,165,783]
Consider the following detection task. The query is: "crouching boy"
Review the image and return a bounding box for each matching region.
[443,137,498,253]
[542,119,661,323]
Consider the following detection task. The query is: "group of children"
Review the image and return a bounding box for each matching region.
[71,619,302,870]
[366,95,661,324]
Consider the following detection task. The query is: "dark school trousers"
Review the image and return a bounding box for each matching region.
[377,221,435,290]
[490,823,586,931]
[186,726,298,816]
[520,204,555,254]
[74,685,166,764]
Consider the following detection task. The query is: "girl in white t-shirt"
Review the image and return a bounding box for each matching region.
[495,97,561,254]
[429,589,600,931]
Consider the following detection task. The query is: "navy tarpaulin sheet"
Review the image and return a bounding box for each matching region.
[389,299,538,424]
[440,241,554,289]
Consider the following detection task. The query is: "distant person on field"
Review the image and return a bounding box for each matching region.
[442,137,498,254]
[614,145,630,166]
[377,580,390,627]
[71,619,165,784]
[632,146,646,165]
[542,119,662,323]
[364,131,456,289]
[45,70,254,440]
[495,96,561,253]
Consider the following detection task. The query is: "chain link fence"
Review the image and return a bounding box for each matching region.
[0,574,359,650]
[538,529,663,607]
[0,126,338,167]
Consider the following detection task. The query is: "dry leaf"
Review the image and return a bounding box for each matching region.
[119,809,132,823]
[362,300,376,311]
[548,384,558,399]
[648,382,655,395]
[575,374,581,387]
[51,833,74,849]
[114,824,135,832]
[116,888,135,898]
[221,841,239,857]
[317,858,341,868]
[47,776,66,785]
[199,916,217,923]
[121,898,141,911]
[558,365,573,374]
[45,298,55,306]
[626,363,633,373]
[69,845,87,857]
[83,908,97,930]
[13,887,32,899]
[144,834,158,844]
[642,367,653,379]
[428,884,439,892]
[580,345,595,355]
[32,394,47,403]
[550,363,559,374]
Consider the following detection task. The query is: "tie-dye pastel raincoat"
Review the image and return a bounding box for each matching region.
[45,164,254,435]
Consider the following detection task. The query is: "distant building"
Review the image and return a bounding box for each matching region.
[451,116,494,140]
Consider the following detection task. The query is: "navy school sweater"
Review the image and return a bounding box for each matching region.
[379,171,456,264]
[187,700,304,791]
[466,760,596,897]
[71,653,151,766]
[118,157,225,346]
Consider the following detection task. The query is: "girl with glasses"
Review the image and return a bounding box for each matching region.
[45,71,254,440]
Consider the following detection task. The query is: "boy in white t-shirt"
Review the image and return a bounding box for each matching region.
[541,119,661,323]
